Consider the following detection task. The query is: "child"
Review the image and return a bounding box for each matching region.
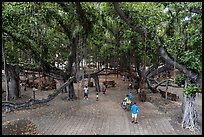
[128,83,132,89]
[128,91,133,102]
[102,84,106,94]
[83,86,89,100]
[96,92,99,101]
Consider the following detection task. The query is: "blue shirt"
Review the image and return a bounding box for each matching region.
[128,93,132,99]
[131,104,138,114]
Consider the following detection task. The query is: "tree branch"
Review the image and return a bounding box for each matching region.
[2,28,40,59]
[75,2,93,35]
[113,2,199,82]
[156,36,198,82]
[113,2,147,37]
[47,8,71,39]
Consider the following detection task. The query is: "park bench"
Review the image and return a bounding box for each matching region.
[103,80,116,87]
[159,89,179,101]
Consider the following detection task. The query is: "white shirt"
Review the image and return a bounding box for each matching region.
[84,87,88,93]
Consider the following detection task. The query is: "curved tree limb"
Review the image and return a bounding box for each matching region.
[113,2,147,37]
[113,2,199,83]
[156,36,198,82]
[147,64,174,78]
[2,76,74,112]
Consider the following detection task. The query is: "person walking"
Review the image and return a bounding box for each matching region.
[102,83,107,94]
[131,102,139,124]
[83,85,89,100]
[128,83,132,89]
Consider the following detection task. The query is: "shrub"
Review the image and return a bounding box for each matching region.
[175,74,186,86]
[184,84,200,96]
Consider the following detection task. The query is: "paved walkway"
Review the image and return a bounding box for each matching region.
[2,76,201,135]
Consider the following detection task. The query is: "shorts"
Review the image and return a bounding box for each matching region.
[132,113,137,119]
[84,93,88,97]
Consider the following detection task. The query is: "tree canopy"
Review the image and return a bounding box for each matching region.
[2,2,202,92]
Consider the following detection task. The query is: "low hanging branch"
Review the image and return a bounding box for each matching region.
[113,2,199,83]
[83,67,118,78]
[147,64,173,78]
[146,64,174,92]
[113,2,201,93]
[79,68,119,92]
[2,76,74,112]
[155,36,199,82]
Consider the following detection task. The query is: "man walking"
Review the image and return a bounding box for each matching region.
[131,102,139,124]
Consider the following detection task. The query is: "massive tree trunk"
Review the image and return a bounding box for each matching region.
[65,37,77,100]
[7,65,20,99]
[2,40,10,101]
[113,2,200,131]
[41,45,50,76]
[93,73,101,92]
[182,93,198,131]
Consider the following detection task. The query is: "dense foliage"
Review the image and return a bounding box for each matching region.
[175,74,186,86]
[2,2,202,89]
[184,84,200,96]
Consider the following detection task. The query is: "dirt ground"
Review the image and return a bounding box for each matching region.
[2,119,40,135]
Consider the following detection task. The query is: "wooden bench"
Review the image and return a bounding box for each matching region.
[159,89,179,101]
[103,80,116,87]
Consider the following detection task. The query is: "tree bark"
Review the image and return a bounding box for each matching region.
[7,65,20,99]
[41,45,50,76]
[65,37,77,100]
[2,40,10,101]
[181,93,198,131]
[93,73,101,92]
[88,74,91,87]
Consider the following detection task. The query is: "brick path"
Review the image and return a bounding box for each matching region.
[2,76,201,135]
